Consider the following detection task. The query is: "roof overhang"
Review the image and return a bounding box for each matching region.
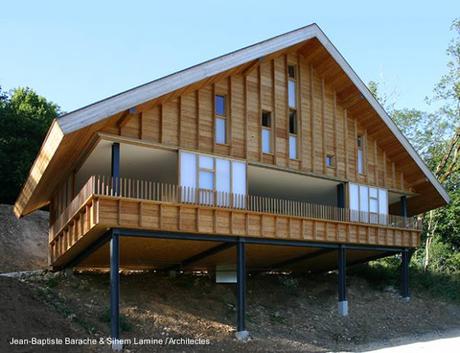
[14,23,449,217]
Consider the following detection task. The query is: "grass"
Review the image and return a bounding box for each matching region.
[350,258,460,303]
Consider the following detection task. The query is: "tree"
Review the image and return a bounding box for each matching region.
[422,19,460,271]
[0,86,60,204]
[368,18,460,272]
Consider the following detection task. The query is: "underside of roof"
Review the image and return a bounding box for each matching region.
[14,23,449,218]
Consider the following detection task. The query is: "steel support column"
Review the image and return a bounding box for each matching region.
[235,238,249,340]
[337,183,345,208]
[111,142,120,195]
[337,244,348,316]
[110,231,122,351]
[401,248,410,301]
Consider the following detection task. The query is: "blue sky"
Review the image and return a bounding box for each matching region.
[1,1,458,114]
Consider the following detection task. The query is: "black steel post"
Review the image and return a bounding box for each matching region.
[400,195,408,227]
[401,248,410,300]
[337,244,348,316]
[236,238,246,333]
[110,231,120,343]
[337,183,345,208]
[111,142,120,195]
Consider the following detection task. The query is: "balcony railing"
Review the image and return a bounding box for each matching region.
[51,175,422,239]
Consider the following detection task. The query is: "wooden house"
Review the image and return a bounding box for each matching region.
[14,24,449,345]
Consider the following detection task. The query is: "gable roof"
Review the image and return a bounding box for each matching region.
[14,23,449,217]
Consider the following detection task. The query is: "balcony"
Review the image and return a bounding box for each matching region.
[49,176,422,267]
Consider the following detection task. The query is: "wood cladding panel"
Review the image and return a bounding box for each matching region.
[50,195,421,267]
[100,51,413,193]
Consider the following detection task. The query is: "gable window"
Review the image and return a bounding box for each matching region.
[261,111,272,154]
[288,65,298,160]
[215,95,227,144]
[357,135,364,174]
[326,154,335,168]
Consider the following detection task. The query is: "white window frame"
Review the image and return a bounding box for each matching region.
[288,65,298,160]
[179,151,247,207]
[215,95,227,145]
[261,111,272,154]
[348,183,388,224]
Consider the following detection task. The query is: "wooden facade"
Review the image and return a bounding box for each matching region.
[101,53,411,195]
[14,24,447,270]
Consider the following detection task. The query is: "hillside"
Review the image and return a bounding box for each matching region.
[0,204,459,352]
[0,205,48,272]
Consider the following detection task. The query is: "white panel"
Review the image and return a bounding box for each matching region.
[289,135,297,159]
[359,185,369,222]
[262,129,271,153]
[216,158,231,206]
[288,80,296,108]
[349,183,359,211]
[199,170,214,190]
[357,150,364,174]
[369,187,378,198]
[378,189,388,215]
[232,161,246,195]
[199,155,213,169]
[359,185,369,212]
[370,198,378,213]
[215,117,226,144]
[180,152,196,188]
[216,159,230,192]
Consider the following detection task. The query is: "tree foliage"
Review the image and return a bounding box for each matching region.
[0,87,59,204]
[369,18,460,273]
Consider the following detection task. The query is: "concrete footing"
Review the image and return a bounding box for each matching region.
[338,300,348,316]
[235,330,250,342]
[112,342,123,352]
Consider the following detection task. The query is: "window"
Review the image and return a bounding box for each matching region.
[261,111,272,154]
[348,183,388,224]
[215,95,227,144]
[326,155,335,168]
[287,65,298,160]
[215,95,225,116]
[357,135,364,174]
[179,151,247,207]
[289,110,297,134]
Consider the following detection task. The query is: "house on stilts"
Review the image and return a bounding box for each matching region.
[14,23,449,348]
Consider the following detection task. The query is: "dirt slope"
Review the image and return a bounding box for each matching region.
[0,204,48,272]
[0,203,459,352]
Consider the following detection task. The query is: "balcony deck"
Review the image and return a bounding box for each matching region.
[49,176,422,268]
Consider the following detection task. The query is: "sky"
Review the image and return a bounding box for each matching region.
[0,1,459,114]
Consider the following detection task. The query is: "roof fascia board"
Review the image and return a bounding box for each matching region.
[57,25,318,134]
[56,23,448,204]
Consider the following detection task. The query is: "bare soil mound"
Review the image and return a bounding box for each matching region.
[0,204,48,272]
[0,276,96,353]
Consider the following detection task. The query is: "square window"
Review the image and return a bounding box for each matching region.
[199,155,213,169]
[215,95,226,116]
[215,117,227,144]
[289,110,297,134]
[326,155,335,168]
[199,170,214,190]
[288,65,296,79]
[262,111,271,127]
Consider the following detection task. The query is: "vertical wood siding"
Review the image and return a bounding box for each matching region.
[101,54,412,193]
